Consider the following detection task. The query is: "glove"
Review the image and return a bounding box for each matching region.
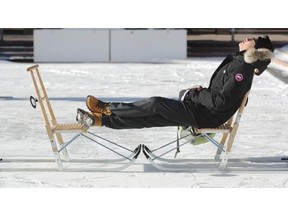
[179,85,203,101]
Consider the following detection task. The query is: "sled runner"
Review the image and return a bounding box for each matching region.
[26,65,140,170]
[143,90,252,171]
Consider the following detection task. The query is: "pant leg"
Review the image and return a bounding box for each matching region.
[104,97,198,129]
[102,114,193,129]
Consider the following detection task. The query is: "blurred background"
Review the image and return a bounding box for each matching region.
[1,28,288,62]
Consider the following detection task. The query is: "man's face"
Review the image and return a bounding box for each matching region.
[239,37,256,51]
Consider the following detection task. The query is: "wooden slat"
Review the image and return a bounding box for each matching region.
[52,123,88,132]
[195,124,231,134]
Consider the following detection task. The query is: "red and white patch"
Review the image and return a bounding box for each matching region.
[235,73,244,82]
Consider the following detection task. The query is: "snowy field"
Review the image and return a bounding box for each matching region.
[1,49,288,191]
[1,51,288,216]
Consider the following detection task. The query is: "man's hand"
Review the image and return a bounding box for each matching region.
[189,85,203,92]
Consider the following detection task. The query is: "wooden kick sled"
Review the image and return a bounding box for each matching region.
[26,65,287,172]
[26,65,141,171]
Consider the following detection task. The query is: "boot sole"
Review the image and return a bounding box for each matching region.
[76,108,95,128]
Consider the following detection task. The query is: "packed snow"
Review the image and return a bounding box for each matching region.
[0,49,288,214]
[1,48,288,190]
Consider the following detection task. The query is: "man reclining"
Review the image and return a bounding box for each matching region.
[76,36,274,130]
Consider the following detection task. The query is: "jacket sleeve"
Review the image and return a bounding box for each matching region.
[189,70,251,111]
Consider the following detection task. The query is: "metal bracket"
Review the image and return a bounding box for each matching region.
[219,152,229,170]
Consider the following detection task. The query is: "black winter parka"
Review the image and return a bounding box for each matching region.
[182,49,272,128]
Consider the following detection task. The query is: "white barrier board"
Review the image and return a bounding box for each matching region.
[34,29,110,62]
[111,29,187,62]
[34,29,186,62]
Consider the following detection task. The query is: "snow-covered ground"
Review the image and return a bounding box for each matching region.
[1,51,288,188]
[1,48,288,215]
[0,48,288,214]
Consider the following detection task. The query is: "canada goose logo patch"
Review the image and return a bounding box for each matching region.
[235,73,244,82]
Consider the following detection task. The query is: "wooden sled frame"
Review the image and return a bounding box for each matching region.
[143,89,251,171]
[195,89,250,168]
[26,65,141,170]
[26,64,253,171]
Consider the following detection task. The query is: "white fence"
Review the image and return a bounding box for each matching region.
[34,29,110,62]
[34,29,187,63]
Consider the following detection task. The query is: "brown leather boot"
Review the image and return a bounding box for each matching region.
[76,108,102,127]
[86,95,112,116]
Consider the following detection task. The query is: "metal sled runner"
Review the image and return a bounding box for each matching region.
[26,65,141,171]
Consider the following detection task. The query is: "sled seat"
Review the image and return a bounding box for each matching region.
[52,123,88,133]
[195,124,231,134]
[193,90,251,168]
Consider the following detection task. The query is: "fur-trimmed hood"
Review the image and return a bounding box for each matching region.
[244,48,273,63]
[243,48,274,75]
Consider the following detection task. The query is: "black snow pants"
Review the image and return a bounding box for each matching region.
[102,96,198,129]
